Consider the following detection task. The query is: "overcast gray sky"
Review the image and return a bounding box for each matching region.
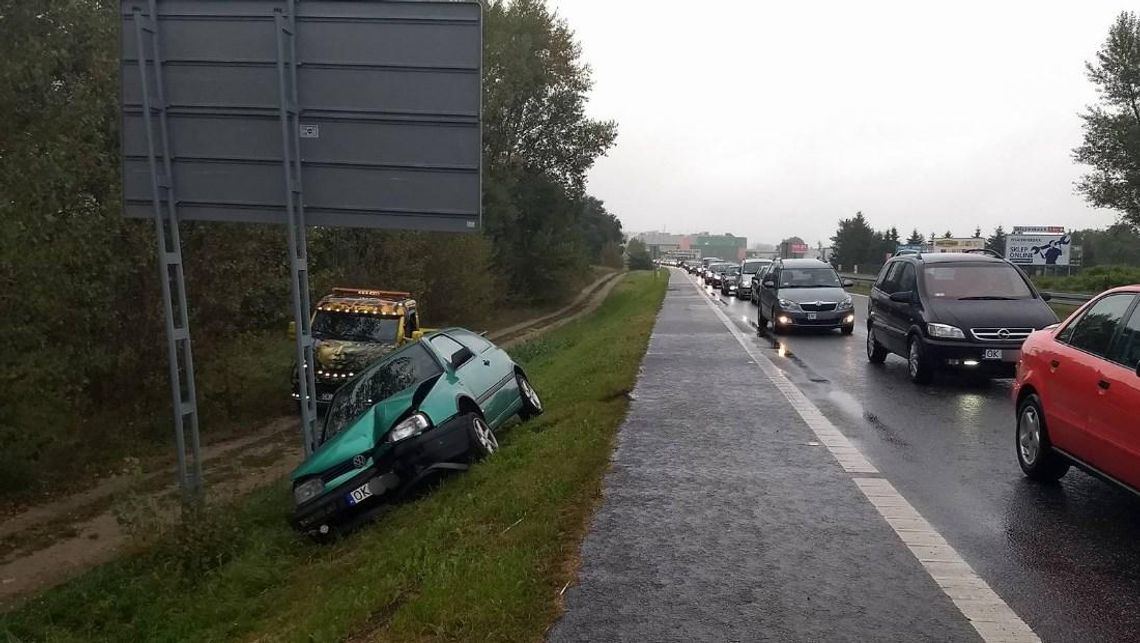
[550,0,1123,248]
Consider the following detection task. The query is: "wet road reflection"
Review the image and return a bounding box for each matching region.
[702,281,1140,643]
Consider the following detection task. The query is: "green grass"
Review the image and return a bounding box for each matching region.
[0,271,668,642]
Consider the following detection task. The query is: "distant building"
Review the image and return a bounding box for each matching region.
[692,233,748,262]
[631,231,684,259]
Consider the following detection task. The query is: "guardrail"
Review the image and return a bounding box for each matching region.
[839,274,1093,307]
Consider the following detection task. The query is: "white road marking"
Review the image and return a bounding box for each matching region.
[685,273,1039,643]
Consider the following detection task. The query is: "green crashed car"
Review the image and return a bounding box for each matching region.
[290,328,543,537]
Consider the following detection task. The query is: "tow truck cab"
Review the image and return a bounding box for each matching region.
[290,288,423,410]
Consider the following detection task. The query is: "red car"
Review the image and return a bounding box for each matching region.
[1013,285,1140,491]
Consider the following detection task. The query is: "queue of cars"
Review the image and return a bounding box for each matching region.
[687,251,1140,499]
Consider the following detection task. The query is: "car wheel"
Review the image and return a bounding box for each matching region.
[907,336,933,384]
[517,372,543,420]
[756,306,768,334]
[866,326,888,364]
[467,413,498,460]
[1016,394,1070,481]
[841,324,854,335]
[771,308,786,335]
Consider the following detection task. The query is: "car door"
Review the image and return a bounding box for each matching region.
[760,267,778,313]
[1046,294,1135,461]
[870,262,905,353]
[453,330,517,425]
[1088,296,1140,488]
[429,333,497,414]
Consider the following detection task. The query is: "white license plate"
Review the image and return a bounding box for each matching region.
[807,313,817,320]
[983,349,1002,360]
[319,392,334,402]
[346,483,373,506]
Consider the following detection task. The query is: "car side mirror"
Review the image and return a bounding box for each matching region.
[1040,292,1052,302]
[287,321,297,340]
[763,280,775,288]
[450,347,473,368]
[889,291,914,303]
[842,279,854,288]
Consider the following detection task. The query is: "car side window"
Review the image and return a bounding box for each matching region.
[1065,294,1135,358]
[877,262,902,294]
[897,264,917,294]
[1106,297,1140,368]
[429,334,469,366]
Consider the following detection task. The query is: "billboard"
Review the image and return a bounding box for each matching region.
[1006,234,1072,266]
[931,237,985,253]
[1012,225,1066,235]
[121,0,483,232]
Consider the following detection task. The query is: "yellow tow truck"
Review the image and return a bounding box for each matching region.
[291,288,426,410]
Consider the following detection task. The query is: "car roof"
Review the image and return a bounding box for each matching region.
[891,252,1009,265]
[775,258,831,267]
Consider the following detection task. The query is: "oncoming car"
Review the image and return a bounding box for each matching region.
[289,328,543,538]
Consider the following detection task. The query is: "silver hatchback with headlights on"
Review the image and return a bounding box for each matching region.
[755,259,857,335]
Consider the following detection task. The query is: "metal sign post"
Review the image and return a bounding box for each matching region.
[129,0,204,497]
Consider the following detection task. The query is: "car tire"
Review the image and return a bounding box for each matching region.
[770,308,786,335]
[841,324,854,335]
[517,372,543,420]
[757,306,768,334]
[866,326,888,364]
[1016,394,1070,482]
[467,413,498,460]
[907,336,933,384]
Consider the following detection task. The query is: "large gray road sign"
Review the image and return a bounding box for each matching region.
[121,0,483,232]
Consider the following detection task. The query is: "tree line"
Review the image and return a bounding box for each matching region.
[0,0,622,494]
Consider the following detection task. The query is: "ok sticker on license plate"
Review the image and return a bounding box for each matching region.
[983,349,1002,360]
[346,483,373,506]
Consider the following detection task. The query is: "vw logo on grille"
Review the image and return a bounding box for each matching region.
[352,454,367,469]
[998,328,1011,339]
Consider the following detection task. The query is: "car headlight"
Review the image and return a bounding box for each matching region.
[388,412,431,443]
[778,299,802,311]
[837,297,854,310]
[293,478,324,506]
[927,323,965,339]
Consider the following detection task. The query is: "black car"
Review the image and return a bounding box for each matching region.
[720,266,743,296]
[756,259,856,334]
[865,252,1057,384]
[707,262,734,288]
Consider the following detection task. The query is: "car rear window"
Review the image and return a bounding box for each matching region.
[921,264,1033,300]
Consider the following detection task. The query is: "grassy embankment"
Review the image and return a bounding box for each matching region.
[0,270,668,642]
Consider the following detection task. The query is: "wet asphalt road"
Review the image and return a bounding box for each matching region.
[712,277,1140,642]
[553,269,1140,642]
[552,273,979,642]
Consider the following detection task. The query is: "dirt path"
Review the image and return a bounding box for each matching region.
[0,271,627,610]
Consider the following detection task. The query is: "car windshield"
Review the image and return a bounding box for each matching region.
[312,311,401,343]
[921,264,1033,300]
[779,268,841,288]
[743,262,768,274]
[320,343,443,445]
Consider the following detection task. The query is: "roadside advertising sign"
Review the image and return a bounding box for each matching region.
[1012,226,1066,235]
[931,238,985,252]
[1005,234,1072,266]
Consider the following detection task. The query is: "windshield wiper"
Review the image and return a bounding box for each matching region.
[957,296,1018,301]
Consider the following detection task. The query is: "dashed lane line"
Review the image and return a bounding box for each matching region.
[686,273,1040,643]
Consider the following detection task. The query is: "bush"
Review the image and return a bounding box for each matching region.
[1034,265,1140,294]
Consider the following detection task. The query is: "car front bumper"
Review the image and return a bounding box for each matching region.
[290,414,474,535]
[774,309,856,328]
[923,338,1023,376]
